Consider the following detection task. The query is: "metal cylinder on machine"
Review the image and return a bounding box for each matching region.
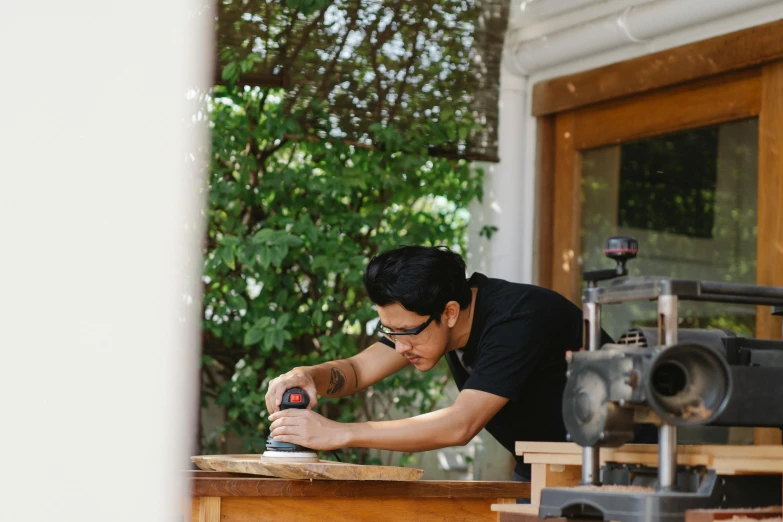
[644,341,733,426]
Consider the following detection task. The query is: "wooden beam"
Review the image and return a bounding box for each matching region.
[532,18,783,116]
[572,69,761,150]
[534,116,555,289]
[550,112,581,303]
[754,59,783,447]
[756,60,783,343]
[190,474,530,499]
[220,496,506,522]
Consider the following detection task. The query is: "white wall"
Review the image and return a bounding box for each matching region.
[0,2,211,521]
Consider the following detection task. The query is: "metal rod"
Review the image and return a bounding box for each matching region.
[689,294,783,306]
[658,424,678,490]
[582,447,601,485]
[586,302,602,352]
[581,301,601,485]
[658,295,679,346]
[699,281,783,299]
[657,295,679,490]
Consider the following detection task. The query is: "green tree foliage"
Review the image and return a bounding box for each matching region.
[200,82,484,461]
[216,0,508,160]
[200,0,504,462]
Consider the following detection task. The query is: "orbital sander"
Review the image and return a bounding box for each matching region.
[261,387,320,463]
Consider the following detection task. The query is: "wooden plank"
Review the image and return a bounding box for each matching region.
[516,441,783,458]
[198,497,221,522]
[522,452,712,468]
[711,457,783,474]
[531,19,783,116]
[189,475,530,499]
[516,442,783,475]
[572,69,761,150]
[219,496,502,522]
[530,463,581,505]
[754,429,782,445]
[686,506,782,522]
[551,112,581,303]
[534,116,555,289]
[192,454,423,481]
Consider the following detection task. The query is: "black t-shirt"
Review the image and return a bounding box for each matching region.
[381,272,613,475]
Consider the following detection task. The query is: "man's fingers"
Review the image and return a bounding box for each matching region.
[268,408,310,423]
[271,425,304,437]
[269,408,308,421]
[270,416,302,430]
[270,434,303,444]
[305,386,318,409]
[265,390,277,415]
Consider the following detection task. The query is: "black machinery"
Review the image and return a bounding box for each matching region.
[539,237,783,522]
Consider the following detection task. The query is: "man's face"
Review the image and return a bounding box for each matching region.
[375,303,448,371]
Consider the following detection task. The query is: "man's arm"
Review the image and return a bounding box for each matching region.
[268,388,508,451]
[265,341,409,413]
[313,341,410,398]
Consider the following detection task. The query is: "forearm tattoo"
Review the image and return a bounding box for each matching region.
[349,362,359,388]
[326,366,346,395]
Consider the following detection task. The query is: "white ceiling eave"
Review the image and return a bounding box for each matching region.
[506,0,783,75]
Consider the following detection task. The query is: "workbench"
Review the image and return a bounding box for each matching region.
[187,471,531,522]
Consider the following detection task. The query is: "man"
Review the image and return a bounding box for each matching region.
[266,245,611,483]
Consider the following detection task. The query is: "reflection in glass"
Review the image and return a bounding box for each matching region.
[580,118,758,444]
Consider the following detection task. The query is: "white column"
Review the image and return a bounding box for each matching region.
[466,22,530,479]
[0,1,210,521]
[469,66,529,283]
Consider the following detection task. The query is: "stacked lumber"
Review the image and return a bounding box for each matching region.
[516,442,783,475]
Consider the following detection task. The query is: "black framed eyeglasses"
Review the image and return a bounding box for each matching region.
[376,315,435,339]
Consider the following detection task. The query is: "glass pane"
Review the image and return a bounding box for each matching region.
[580,118,758,444]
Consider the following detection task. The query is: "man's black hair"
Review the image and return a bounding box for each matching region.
[363,245,472,321]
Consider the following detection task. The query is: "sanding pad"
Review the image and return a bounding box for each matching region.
[260,450,320,463]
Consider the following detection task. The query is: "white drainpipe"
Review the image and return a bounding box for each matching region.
[519,0,604,22]
[508,0,782,74]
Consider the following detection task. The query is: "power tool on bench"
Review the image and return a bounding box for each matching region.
[538,236,783,522]
[261,387,320,463]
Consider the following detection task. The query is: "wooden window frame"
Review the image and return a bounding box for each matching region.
[533,21,783,444]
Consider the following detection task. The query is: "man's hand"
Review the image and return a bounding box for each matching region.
[268,408,349,451]
[265,367,318,414]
